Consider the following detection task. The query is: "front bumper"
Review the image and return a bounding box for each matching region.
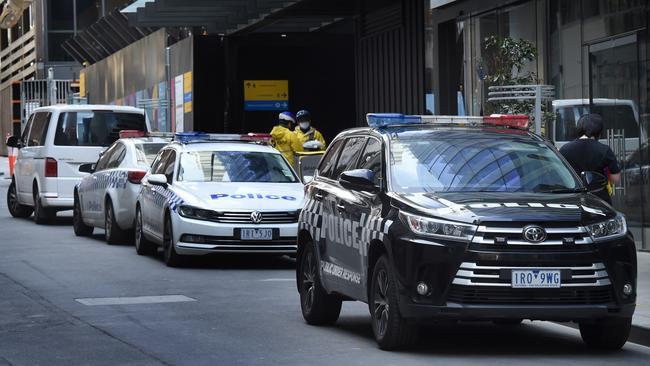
[390,232,637,322]
[172,214,297,255]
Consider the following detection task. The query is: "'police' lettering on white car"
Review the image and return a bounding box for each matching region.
[210,193,296,201]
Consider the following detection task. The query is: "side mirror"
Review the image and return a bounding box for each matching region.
[339,169,378,192]
[303,175,313,184]
[581,171,608,192]
[6,135,21,148]
[79,163,95,174]
[146,174,168,187]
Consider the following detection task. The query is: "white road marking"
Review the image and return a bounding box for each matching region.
[75,295,196,306]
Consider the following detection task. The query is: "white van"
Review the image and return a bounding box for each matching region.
[552,99,643,156]
[6,104,151,224]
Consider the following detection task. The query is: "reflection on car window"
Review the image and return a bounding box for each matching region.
[390,133,579,193]
[318,139,343,179]
[178,151,298,183]
[356,138,382,186]
[54,111,146,147]
[331,137,366,179]
[135,143,168,166]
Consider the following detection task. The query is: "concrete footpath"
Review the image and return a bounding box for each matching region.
[0,155,648,337]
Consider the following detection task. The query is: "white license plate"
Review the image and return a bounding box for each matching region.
[240,228,273,241]
[512,270,561,288]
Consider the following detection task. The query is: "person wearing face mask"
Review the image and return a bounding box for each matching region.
[294,110,326,151]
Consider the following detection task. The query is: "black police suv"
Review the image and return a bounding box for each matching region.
[296,114,636,350]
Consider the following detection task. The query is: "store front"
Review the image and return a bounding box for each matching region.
[427,0,650,250]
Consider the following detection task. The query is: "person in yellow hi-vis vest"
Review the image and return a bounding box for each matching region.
[270,111,303,167]
[294,110,326,151]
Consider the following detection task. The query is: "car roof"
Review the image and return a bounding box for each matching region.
[31,104,144,114]
[118,137,171,146]
[167,141,281,154]
[332,125,540,143]
[552,98,636,107]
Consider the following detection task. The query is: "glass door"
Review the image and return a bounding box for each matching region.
[588,32,649,250]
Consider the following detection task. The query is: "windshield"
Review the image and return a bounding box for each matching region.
[554,104,639,141]
[54,111,146,147]
[389,135,580,193]
[178,150,298,183]
[135,143,167,166]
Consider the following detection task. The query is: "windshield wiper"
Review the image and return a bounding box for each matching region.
[540,187,587,193]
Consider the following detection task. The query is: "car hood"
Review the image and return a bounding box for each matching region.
[173,182,304,211]
[390,191,615,224]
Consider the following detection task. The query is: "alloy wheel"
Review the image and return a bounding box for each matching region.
[373,269,390,338]
[301,251,316,312]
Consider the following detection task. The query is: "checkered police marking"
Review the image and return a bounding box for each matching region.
[152,185,185,211]
[79,171,128,193]
[299,197,393,257]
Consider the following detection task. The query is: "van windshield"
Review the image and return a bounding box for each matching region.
[54,111,146,146]
[555,104,639,141]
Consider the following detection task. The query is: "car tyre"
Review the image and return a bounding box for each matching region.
[7,180,33,218]
[33,185,54,225]
[370,255,418,350]
[73,192,93,236]
[163,213,185,267]
[298,242,342,325]
[135,207,156,256]
[105,199,127,244]
[579,317,631,350]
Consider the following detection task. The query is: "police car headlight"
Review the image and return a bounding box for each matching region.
[178,205,214,221]
[586,213,627,242]
[399,212,477,242]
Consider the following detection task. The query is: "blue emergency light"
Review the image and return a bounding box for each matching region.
[174,132,210,143]
[366,113,422,128]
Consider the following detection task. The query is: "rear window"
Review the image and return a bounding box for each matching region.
[54,111,146,146]
[554,104,639,141]
[134,143,168,166]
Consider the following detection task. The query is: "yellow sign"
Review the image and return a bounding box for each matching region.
[183,71,192,113]
[244,80,288,101]
[79,71,86,97]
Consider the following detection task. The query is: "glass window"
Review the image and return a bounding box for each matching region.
[106,143,126,169]
[135,143,168,166]
[150,150,171,175]
[47,0,74,30]
[331,137,366,180]
[356,138,382,186]
[54,111,146,147]
[94,145,117,172]
[178,151,298,183]
[76,0,100,30]
[47,32,75,61]
[163,151,176,184]
[27,113,51,147]
[389,132,580,194]
[317,139,344,179]
[21,114,34,144]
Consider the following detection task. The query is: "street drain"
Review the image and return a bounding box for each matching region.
[75,295,196,306]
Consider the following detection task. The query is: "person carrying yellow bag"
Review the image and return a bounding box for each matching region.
[294,110,326,151]
[270,111,303,167]
[559,113,621,204]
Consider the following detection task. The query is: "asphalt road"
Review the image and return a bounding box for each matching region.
[1,178,650,366]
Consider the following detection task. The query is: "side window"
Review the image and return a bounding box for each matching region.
[106,143,126,169]
[94,146,116,172]
[356,138,382,186]
[317,139,344,179]
[331,137,366,179]
[27,112,51,147]
[150,150,171,175]
[163,151,176,183]
[21,114,34,143]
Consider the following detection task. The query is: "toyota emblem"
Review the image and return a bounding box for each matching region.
[523,225,546,243]
[250,211,263,224]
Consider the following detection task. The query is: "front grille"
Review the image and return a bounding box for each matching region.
[472,222,593,248]
[204,211,299,224]
[447,286,613,305]
[453,262,611,288]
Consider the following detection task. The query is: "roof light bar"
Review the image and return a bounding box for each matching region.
[366,113,529,130]
[119,130,147,138]
[173,132,271,144]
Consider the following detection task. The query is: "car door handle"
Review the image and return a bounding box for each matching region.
[314,193,324,201]
[336,203,346,212]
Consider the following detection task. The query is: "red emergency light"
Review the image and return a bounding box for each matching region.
[241,133,272,144]
[482,114,529,130]
[119,130,147,138]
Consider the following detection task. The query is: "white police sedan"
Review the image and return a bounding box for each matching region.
[135,133,304,267]
[73,131,171,243]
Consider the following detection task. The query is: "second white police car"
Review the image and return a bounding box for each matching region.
[73,130,171,243]
[135,132,304,267]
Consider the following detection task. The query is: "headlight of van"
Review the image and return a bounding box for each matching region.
[399,211,477,242]
[586,213,627,242]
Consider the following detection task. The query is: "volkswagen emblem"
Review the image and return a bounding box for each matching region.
[250,211,263,224]
[523,225,546,243]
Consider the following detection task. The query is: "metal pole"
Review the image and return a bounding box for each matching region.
[535,84,542,135]
[47,67,56,105]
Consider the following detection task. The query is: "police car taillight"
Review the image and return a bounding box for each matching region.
[128,170,147,184]
[482,114,529,129]
[119,130,147,138]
